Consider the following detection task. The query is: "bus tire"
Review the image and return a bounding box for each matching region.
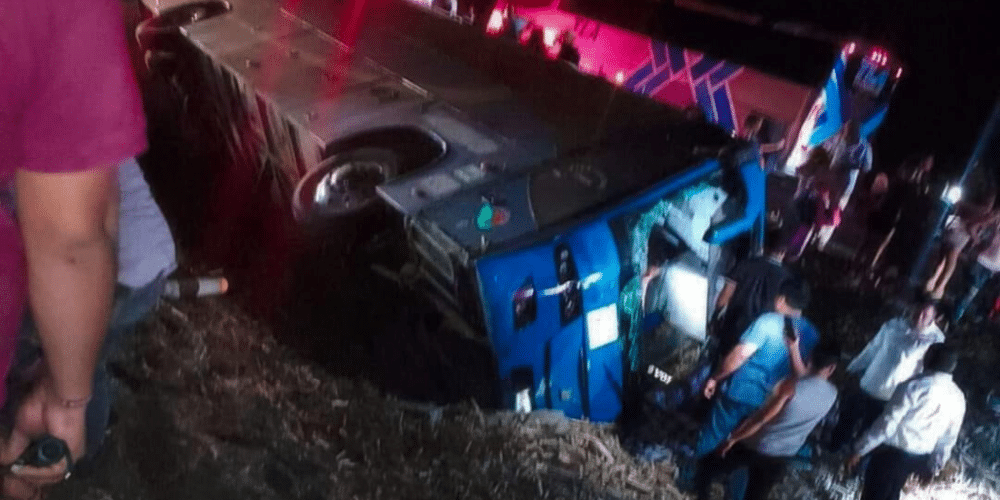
[293,147,401,227]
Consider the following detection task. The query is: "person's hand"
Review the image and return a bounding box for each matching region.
[703,378,718,400]
[844,454,862,475]
[717,438,736,458]
[917,458,937,486]
[917,467,935,487]
[2,371,87,499]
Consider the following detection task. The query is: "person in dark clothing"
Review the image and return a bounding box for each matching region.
[523,25,546,56]
[783,148,833,261]
[881,154,937,279]
[857,172,906,279]
[711,230,792,365]
[556,31,580,68]
[739,114,786,172]
[695,345,841,500]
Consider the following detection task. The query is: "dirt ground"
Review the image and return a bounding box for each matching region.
[29,251,1000,500]
[42,296,685,500]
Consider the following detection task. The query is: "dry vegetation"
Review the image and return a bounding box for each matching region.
[45,299,686,500]
[37,257,1000,500]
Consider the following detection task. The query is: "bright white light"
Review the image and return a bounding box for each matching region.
[486,9,504,34]
[540,281,573,297]
[586,304,619,350]
[662,263,709,340]
[614,71,625,84]
[896,67,903,78]
[514,388,532,413]
[944,185,963,204]
[542,27,558,47]
[846,42,856,54]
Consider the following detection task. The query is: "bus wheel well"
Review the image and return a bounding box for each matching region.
[322,127,445,176]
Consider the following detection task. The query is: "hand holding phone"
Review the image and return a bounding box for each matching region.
[783,316,798,342]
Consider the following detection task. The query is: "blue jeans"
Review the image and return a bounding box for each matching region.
[85,274,166,459]
[695,394,759,500]
[696,394,759,458]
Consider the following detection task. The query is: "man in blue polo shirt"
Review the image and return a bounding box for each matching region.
[697,278,819,458]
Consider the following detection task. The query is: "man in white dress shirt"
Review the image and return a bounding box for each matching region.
[831,298,943,451]
[846,344,965,500]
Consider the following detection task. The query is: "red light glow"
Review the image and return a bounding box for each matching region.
[868,46,891,66]
[846,42,856,55]
[614,71,625,85]
[869,50,888,66]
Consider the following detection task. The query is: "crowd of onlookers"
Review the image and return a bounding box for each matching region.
[690,226,966,500]
[681,120,999,500]
[761,109,1000,323]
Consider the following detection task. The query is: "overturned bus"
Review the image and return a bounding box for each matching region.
[137,0,765,422]
[379,125,766,421]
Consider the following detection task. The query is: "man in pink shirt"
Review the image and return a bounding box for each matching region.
[1,0,147,496]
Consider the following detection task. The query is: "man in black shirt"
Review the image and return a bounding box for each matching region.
[711,230,792,366]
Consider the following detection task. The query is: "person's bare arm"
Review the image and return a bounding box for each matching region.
[714,280,737,317]
[786,332,808,377]
[703,343,757,398]
[13,166,118,459]
[719,378,796,456]
[714,343,756,381]
[759,139,786,155]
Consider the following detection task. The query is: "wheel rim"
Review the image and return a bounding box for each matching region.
[313,160,391,212]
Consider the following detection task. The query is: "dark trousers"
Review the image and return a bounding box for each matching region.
[955,262,996,322]
[831,389,886,452]
[3,276,165,462]
[695,443,787,500]
[862,445,931,500]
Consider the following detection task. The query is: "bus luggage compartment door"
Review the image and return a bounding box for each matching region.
[476,222,623,421]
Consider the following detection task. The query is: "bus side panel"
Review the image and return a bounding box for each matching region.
[476,244,586,418]
[476,246,561,410]
[546,316,587,418]
[566,222,624,422]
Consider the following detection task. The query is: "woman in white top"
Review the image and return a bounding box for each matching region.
[954,218,1000,321]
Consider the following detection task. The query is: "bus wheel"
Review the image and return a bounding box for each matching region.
[293,147,400,225]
